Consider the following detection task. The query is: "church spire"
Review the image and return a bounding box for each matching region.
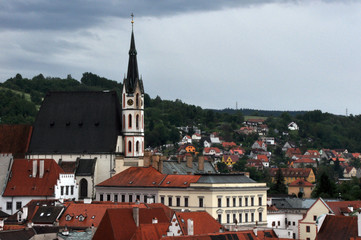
[125,13,143,94]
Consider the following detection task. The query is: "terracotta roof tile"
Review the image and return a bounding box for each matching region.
[289,179,314,187]
[3,159,63,196]
[316,215,360,240]
[0,124,32,158]
[269,168,312,178]
[326,201,361,216]
[175,211,222,235]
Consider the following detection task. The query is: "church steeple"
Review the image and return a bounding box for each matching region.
[124,14,144,94]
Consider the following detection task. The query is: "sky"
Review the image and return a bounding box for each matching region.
[1,0,361,115]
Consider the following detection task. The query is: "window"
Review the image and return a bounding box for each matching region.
[71,186,74,195]
[121,195,126,202]
[136,195,140,201]
[233,197,236,207]
[227,214,230,223]
[128,114,132,128]
[307,238,310,240]
[161,196,165,204]
[128,141,132,153]
[251,213,254,222]
[278,221,280,226]
[184,197,189,207]
[66,214,72,221]
[66,186,69,195]
[245,213,248,222]
[176,197,181,207]
[16,202,22,210]
[129,195,133,202]
[218,198,222,207]
[293,221,295,226]
[199,198,204,208]
[259,212,262,222]
[114,194,118,202]
[239,213,242,223]
[258,196,262,206]
[239,197,242,207]
[144,195,148,203]
[306,226,310,232]
[136,115,139,129]
[226,198,230,207]
[136,93,139,107]
[168,196,173,206]
[136,141,140,153]
[99,194,104,201]
[251,197,254,206]
[61,186,64,195]
[313,215,317,221]
[218,214,222,223]
[233,214,236,223]
[245,198,248,206]
[107,194,111,201]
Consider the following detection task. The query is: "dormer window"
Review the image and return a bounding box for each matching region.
[78,214,85,221]
[66,214,72,221]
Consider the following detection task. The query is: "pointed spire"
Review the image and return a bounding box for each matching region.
[125,13,140,93]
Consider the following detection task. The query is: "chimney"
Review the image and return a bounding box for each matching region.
[133,207,139,227]
[186,156,193,168]
[187,219,194,235]
[159,156,166,173]
[152,217,158,224]
[253,227,258,236]
[39,160,44,178]
[32,160,37,178]
[144,154,150,167]
[198,156,204,171]
[357,211,361,237]
[152,156,160,170]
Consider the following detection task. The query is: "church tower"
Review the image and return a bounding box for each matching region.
[121,16,145,159]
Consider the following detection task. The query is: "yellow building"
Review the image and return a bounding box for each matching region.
[95,167,268,228]
[288,179,314,198]
[269,168,316,185]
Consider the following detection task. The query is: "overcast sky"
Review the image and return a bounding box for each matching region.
[1,0,361,115]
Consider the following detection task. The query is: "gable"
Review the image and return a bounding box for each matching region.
[28,91,122,154]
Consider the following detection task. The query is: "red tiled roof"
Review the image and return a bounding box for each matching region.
[132,223,170,240]
[316,215,360,240]
[93,207,170,240]
[294,158,315,164]
[3,159,63,196]
[326,201,361,216]
[288,179,314,187]
[222,142,237,148]
[97,167,200,188]
[203,147,221,153]
[175,211,222,235]
[0,124,32,158]
[257,154,269,162]
[331,157,346,162]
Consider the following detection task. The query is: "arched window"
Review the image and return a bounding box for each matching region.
[136,93,139,107]
[136,114,139,129]
[136,141,139,153]
[80,178,88,199]
[128,141,132,153]
[128,114,132,128]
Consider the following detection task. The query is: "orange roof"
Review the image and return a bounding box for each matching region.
[257,154,269,162]
[326,201,361,216]
[175,211,222,235]
[288,179,314,187]
[294,158,315,164]
[0,124,32,158]
[203,147,221,153]
[93,207,170,240]
[331,158,346,162]
[97,167,200,188]
[316,215,360,240]
[222,142,237,148]
[269,168,312,178]
[3,159,63,196]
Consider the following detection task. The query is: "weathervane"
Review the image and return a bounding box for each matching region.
[131,13,134,30]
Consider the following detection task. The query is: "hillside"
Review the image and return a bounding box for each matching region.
[1,73,361,151]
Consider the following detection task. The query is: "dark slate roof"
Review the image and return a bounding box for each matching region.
[75,158,96,176]
[32,206,64,224]
[272,198,316,210]
[196,174,257,184]
[28,91,122,154]
[0,229,35,240]
[162,160,216,175]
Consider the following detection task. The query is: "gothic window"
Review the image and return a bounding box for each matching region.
[128,141,132,153]
[136,93,139,107]
[136,114,139,129]
[136,141,139,153]
[123,115,125,129]
[80,178,88,199]
[128,114,132,128]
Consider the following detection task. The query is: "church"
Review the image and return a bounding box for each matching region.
[26,23,145,199]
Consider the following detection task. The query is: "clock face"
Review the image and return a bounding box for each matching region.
[127,99,134,106]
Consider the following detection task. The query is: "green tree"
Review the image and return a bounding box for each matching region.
[217,162,229,173]
[270,168,287,194]
[312,171,336,198]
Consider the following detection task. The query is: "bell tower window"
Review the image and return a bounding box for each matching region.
[128,114,132,128]
[136,93,139,107]
[128,141,132,153]
[136,114,139,129]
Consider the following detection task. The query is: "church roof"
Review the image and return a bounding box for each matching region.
[28,91,122,154]
[123,30,144,94]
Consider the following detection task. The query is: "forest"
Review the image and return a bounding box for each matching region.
[2,73,361,152]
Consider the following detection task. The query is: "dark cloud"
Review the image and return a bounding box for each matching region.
[0,0,290,31]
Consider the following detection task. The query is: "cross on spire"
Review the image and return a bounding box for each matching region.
[131,13,134,30]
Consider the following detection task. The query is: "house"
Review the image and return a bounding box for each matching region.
[177,144,196,155]
[222,142,237,149]
[316,214,361,240]
[244,119,265,127]
[166,211,222,236]
[291,158,317,168]
[256,154,269,168]
[285,148,302,158]
[181,135,192,145]
[237,126,255,135]
[288,122,299,131]
[1,159,78,215]
[221,155,239,166]
[210,133,221,145]
[93,206,171,240]
[191,133,201,142]
[251,140,267,151]
[230,146,245,155]
[344,166,357,178]
[261,136,275,145]
[282,142,296,152]
[203,147,221,157]
[288,179,314,198]
[269,168,316,185]
[304,150,320,157]
[246,159,264,170]
[95,167,268,228]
